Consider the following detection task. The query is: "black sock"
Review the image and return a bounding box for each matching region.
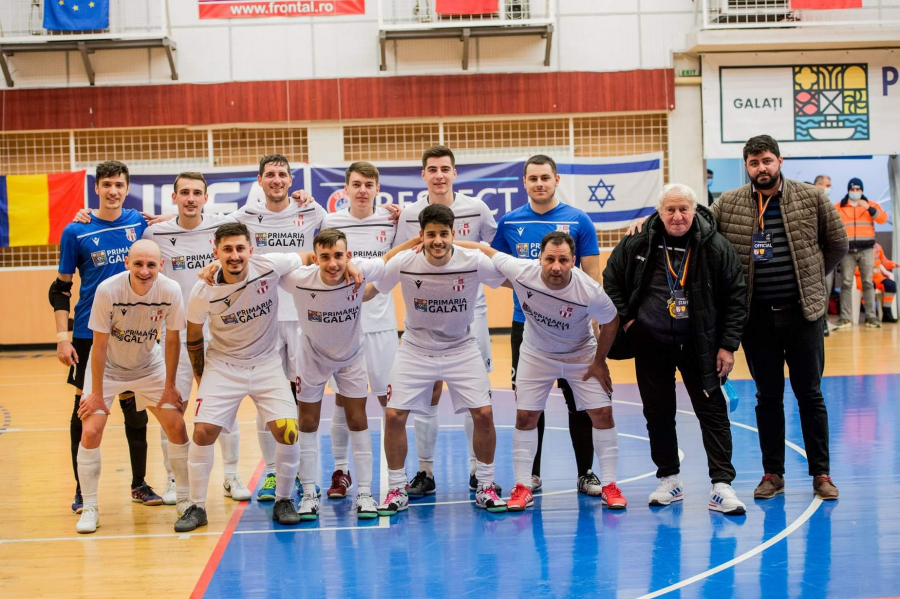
[120,396,149,488]
[70,395,83,492]
[561,381,595,477]
[532,412,545,477]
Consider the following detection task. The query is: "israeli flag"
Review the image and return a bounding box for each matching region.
[557,153,664,231]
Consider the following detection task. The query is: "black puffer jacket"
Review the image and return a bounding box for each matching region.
[603,205,748,394]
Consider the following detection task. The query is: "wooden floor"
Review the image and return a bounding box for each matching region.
[0,320,898,598]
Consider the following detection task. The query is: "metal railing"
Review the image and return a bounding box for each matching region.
[697,0,900,29]
[0,0,170,42]
[378,0,554,30]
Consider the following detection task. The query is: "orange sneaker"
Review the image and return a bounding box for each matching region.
[601,483,627,509]
[507,483,534,512]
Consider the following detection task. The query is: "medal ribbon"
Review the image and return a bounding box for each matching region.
[757,191,773,231]
[662,237,691,294]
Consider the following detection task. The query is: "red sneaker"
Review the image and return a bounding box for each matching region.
[327,470,353,498]
[507,483,534,512]
[601,483,627,510]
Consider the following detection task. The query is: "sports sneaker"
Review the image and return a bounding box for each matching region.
[813,475,839,500]
[407,471,436,498]
[866,318,882,329]
[649,475,684,506]
[531,475,543,493]
[753,473,785,499]
[709,482,746,515]
[507,483,535,512]
[468,473,503,495]
[298,492,319,521]
[257,473,276,501]
[273,498,300,525]
[175,504,208,532]
[162,478,176,506]
[577,470,603,497]
[377,487,409,517]
[224,475,252,501]
[356,492,378,519]
[131,481,163,506]
[475,484,508,512]
[72,490,84,514]
[295,476,321,497]
[75,506,99,534]
[328,470,353,498]
[601,483,628,509]
[834,319,852,329]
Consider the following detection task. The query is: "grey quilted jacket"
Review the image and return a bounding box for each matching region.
[709,178,848,321]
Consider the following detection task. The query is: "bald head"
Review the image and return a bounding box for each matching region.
[129,239,161,261]
[126,240,162,294]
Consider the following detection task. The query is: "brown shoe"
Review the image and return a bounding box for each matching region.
[813,475,839,500]
[753,473,785,499]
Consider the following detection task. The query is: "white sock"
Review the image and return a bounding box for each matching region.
[475,460,495,490]
[219,429,240,478]
[188,443,216,510]
[513,427,539,488]
[388,468,407,490]
[299,432,318,491]
[168,441,191,503]
[275,442,301,501]
[349,429,373,495]
[257,412,276,476]
[464,411,476,475]
[414,404,439,475]
[77,444,101,509]
[159,427,173,480]
[592,426,619,486]
[331,406,350,473]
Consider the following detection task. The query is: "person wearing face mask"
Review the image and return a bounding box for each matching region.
[814,175,835,335]
[835,177,889,328]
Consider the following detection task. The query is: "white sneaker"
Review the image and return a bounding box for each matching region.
[531,475,543,492]
[223,475,252,501]
[76,507,99,534]
[298,492,319,521]
[356,492,378,519]
[162,478,176,506]
[176,499,193,519]
[709,482,746,515]
[649,475,684,506]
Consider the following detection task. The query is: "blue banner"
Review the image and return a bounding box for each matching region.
[44,0,109,31]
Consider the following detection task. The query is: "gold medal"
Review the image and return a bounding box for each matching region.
[668,297,677,318]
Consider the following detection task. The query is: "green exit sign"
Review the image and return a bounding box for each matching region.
[680,69,698,77]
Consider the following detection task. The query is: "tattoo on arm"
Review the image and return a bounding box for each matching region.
[187,338,205,380]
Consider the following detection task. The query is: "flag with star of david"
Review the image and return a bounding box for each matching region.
[44,0,109,31]
[556,152,664,231]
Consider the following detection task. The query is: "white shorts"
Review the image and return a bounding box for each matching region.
[332,330,399,397]
[276,321,300,381]
[297,351,369,403]
[194,356,297,433]
[515,347,612,412]
[472,314,493,373]
[82,357,176,415]
[174,341,239,431]
[386,341,492,415]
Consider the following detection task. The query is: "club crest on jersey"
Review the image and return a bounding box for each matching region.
[451,278,465,292]
[208,232,216,246]
[149,309,164,321]
[294,214,304,227]
[221,313,239,325]
[255,233,268,247]
[347,287,359,301]
[516,243,529,258]
[91,250,108,266]
[556,224,570,234]
[376,230,388,243]
[456,222,471,237]
[255,280,268,295]
[92,237,100,246]
[125,227,137,242]
[559,305,573,318]
[171,256,186,270]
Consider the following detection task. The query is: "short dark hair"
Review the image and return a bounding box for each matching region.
[96,160,130,185]
[419,204,455,231]
[215,222,251,246]
[259,154,291,176]
[174,172,208,193]
[313,228,348,251]
[540,231,576,256]
[707,169,714,176]
[813,174,830,185]
[742,135,781,162]
[345,161,379,185]
[422,145,456,169]
[524,154,558,177]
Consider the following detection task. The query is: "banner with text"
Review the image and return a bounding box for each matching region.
[199,0,366,19]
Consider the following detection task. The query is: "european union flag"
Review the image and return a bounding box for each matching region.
[43,0,109,31]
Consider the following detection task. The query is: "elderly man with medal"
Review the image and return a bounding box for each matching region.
[603,183,749,515]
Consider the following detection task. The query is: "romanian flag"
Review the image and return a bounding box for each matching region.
[0,171,85,247]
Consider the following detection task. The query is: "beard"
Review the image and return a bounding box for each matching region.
[751,167,781,191]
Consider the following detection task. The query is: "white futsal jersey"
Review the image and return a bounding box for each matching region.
[232,199,326,322]
[322,207,398,334]
[491,252,618,357]
[88,271,186,377]
[374,247,505,355]
[395,193,498,318]
[280,258,385,365]
[186,253,302,367]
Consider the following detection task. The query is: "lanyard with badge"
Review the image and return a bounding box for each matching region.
[753,191,774,262]
[662,238,691,320]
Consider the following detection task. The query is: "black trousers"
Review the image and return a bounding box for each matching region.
[742,303,830,476]
[630,321,736,483]
[510,321,596,478]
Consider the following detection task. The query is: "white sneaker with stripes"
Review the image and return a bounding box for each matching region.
[649,475,684,506]
[709,482,746,515]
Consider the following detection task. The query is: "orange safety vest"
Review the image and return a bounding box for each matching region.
[855,243,897,291]
[837,198,889,250]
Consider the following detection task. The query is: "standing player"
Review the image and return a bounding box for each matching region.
[455,233,625,512]
[369,204,507,516]
[491,155,603,494]
[52,160,158,514]
[394,145,500,497]
[74,240,191,533]
[143,172,249,504]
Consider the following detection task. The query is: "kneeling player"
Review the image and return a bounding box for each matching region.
[75,240,190,534]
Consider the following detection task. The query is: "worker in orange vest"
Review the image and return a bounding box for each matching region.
[855,243,897,323]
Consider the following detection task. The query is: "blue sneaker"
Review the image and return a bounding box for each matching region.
[257,473,276,502]
[294,475,321,497]
[72,490,84,514]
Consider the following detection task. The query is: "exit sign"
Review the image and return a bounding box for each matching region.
[680,69,698,77]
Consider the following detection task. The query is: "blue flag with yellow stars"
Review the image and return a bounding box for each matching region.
[44,0,109,31]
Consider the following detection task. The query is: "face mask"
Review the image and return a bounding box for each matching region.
[849,191,862,200]
[823,187,831,197]
[707,179,713,189]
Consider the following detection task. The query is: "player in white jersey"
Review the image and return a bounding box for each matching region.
[143,172,250,505]
[394,145,501,498]
[367,204,507,516]
[320,162,400,499]
[74,240,192,534]
[456,232,627,512]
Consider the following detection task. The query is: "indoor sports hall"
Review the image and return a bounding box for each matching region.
[2,1,900,598]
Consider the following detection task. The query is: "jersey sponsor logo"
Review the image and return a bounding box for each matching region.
[456,222,471,237]
[352,249,386,259]
[375,230,388,243]
[255,232,305,247]
[451,277,465,292]
[255,233,269,246]
[90,247,128,267]
[92,237,100,246]
[255,280,269,295]
[559,306,573,318]
[516,243,529,258]
[414,297,468,313]
[169,237,177,246]
[308,310,323,322]
[523,303,570,330]
[517,227,525,236]
[556,224,570,234]
[308,306,359,323]
[111,326,158,343]
[172,256,187,270]
[149,309,164,321]
[91,250,108,266]
[221,313,239,325]
[327,190,349,213]
[220,298,273,324]
[126,227,137,242]
[414,279,423,289]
